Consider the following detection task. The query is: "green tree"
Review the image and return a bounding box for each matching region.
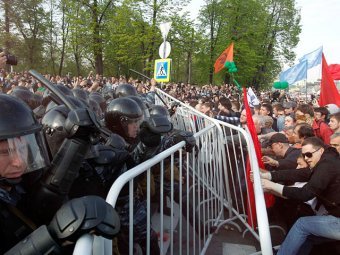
[197,0,300,88]
[198,0,226,84]
[250,0,301,89]
[9,0,49,69]
[124,0,189,77]
[169,14,201,84]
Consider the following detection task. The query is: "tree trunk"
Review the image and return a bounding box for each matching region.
[49,0,56,75]
[186,51,191,84]
[4,0,11,72]
[58,6,68,75]
[147,0,158,78]
[74,51,81,76]
[91,0,103,75]
[4,0,10,49]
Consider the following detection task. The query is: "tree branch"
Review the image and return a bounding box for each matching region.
[99,0,114,24]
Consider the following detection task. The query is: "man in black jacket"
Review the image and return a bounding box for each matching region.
[262,133,301,171]
[260,137,340,255]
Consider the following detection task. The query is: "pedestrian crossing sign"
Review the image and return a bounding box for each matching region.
[154,59,171,82]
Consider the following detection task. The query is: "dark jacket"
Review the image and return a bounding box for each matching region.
[271,147,340,217]
[0,188,33,253]
[277,146,301,170]
[266,146,301,171]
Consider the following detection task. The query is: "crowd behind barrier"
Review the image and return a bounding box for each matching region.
[1,66,340,255]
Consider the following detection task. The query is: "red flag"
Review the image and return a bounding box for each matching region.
[328,64,340,80]
[214,42,234,74]
[319,54,340,107]
[243,87,275,228]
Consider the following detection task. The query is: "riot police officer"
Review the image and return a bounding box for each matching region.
[114,83,138,98]
[0,94,120,254]
[105,97,144,149]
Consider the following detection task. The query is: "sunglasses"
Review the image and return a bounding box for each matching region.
[302,147,321,159]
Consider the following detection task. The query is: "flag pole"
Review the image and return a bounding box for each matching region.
[305,79,308,102]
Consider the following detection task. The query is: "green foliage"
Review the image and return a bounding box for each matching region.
[0,0,301,87]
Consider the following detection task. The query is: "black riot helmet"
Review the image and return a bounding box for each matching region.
[105,97,143,139]
[0,95,50,182]
[114,84,138,98]
[41,105,69,157]
[10,86,35,109]
[147,104,173,133]
[89,92,106,113]
[149,105,171,119]
[89,98,103,118]
[128,95,150,119]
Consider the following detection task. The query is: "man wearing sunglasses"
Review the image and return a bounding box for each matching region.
[260,137,340,255]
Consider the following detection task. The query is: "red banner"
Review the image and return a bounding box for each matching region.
[319,54,340,107]
[328,64,340,80]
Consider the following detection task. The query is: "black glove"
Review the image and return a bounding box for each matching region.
[106,133,128,150]
[5,196,120,255]
[169,102,180,116]
[48,196,120,241]
[64,108,98,139]
[170,130,197,153]
[139,121,162,147]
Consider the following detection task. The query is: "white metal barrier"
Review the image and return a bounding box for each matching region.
[155,89,273,255]
[73,89,273,255]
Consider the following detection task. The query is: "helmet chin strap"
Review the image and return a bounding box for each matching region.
[0,177,22,187]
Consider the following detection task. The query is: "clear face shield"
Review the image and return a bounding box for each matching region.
[0,133,50,180]
[121,116,143,139]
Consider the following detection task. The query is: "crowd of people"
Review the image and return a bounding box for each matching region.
[1,48,340,255]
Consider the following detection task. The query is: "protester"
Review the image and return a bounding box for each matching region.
[312,107,333,144]
[260,137,340,255]
[262,133,301,171]
[330,132,340,154]
[329,112,340,133]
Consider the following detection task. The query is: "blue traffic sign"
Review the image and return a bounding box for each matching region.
[154,59,171,82]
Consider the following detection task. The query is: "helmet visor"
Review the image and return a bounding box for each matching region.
[0,133,50,179]
[120,116,143,127]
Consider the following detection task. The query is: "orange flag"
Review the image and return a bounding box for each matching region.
[214,42,234,74]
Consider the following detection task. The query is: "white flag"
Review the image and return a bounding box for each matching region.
[247,88,260,107]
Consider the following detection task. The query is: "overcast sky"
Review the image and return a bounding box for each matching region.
[184,0,340,65]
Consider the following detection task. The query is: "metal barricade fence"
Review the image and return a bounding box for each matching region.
[155,89,273,255]
[73,89,273,255]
